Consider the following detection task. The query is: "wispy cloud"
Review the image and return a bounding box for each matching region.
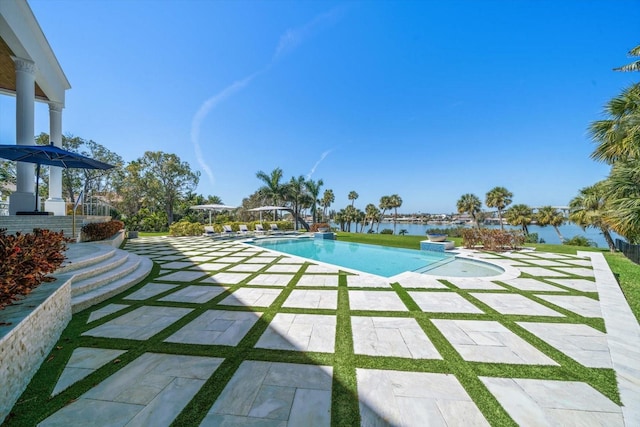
[191,6,347,187]
[307,149,333,179]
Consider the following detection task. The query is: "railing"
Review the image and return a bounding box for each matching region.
[616,238,640,265]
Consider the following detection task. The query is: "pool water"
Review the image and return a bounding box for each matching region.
[249,238,502,278]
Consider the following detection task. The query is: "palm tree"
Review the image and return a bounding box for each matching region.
[304,178,324,224]
[388,194,403,231]
[286,175,306,230]
[536,206,565,242]
[569,182,617,251]
[605,163,640,243]
[256,168,286,219]
[320,189,335,222]
[613,44,640,72]
[365,203,380,232]
[485,186,513,230]
[348,191,359,207]
[505,204,534,235]
[589,83,640,164]
[456,193,482,229]
[377,195,391,232]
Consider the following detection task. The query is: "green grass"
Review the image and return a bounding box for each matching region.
[138,231,169,237]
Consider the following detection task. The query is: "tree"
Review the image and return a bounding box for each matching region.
[377,195,391,232]
[604,162,640,243]
[456,193,482,229]
[0,160,15,199]
[286,175,306,230]
[569,182,616,251]
[138,151,199,226]
[365,203,380,232]
[536,206,565,242]
[388,194,403,227]
[256,167,287,219]
[485,186,513,230]
[304,178,324,224]
[320,189,335,222]
[613,44,640,73]
[505,204,534,235]
[348,190,359,207]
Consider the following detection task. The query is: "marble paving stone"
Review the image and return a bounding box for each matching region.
[296,275,340,287]
[446,278,505,290]
[470,293,564,317]
[52,348,127,396]
[195,262,230,271]
[87,303,130,323]
[520,259,573,267]
[220,288,282,307]
[152,255,185,261]
[545,278,598,293]
[432,319,558,365]
[202,361,332,426]
[305,264,341,274]
[226,263,266,272]
[124,283,178,300]
[83,306,193,340]
[500,278,566,292]
[555,267,596,277]
[481,377,623,426]
[517,322,612,368]
[157,270,208,282]
[265,264,303,273]
[536,295,603,318]
[243,258,272,264]
[186,255,216,262]
[346,274,392,288]
[41,353,224,427]
[352,316,442,359]
[255,313,336,352]
[214,256,249,263]
[529,253,577,260]
[516,267,569,277]
[348,290,408,311]
[282,290,338,309]
[165,310,261,346]
[160,261,198,270]
[560,259,593,267]
[501,253,537,259]
[246,273,295,287]
[203,272,251,285]
[357,369,489,427]
[273,257,306,265]
[158,285,227,304]
[409,291,484,313]
[393,273,448,289]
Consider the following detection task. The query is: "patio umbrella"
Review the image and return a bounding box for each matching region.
[0,142,115,211]
[190,204,237,225]
[248,205,290,222]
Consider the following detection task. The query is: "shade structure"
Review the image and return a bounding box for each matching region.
[190,204,237,225]
[0,142,115,212]
[248,205,290,222]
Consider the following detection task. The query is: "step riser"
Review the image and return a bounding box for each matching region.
[70,252,128,283]
[71,258,141,297]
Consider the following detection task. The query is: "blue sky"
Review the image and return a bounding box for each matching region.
[1,0,638,213]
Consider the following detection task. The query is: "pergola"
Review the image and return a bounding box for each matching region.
[0,0,71,215]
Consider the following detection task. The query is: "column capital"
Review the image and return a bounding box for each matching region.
[11,56,36,74]
[48,102,63,113]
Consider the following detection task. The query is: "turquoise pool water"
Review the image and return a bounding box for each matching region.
[249,237,502,278]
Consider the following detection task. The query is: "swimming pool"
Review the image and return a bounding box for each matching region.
[248,237,503,278]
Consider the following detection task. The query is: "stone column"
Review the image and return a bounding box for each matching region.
[8,57,36,214]
[45,103,66,215]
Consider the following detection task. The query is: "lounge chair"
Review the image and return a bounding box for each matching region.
[270,223,283,235]
[238,224,252,236]
[254,224,266,235]
[203,226,217,237]
[222,224,236,237]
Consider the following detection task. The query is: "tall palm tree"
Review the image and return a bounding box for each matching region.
[456,193,482,229]
[536,206,565,242]
[365,203,380,233]
[287,175,306,230]
[485,186,513,230]
[256,168,286,219]
[605,163,640,243]
[348,190,359,207]
[304,178,324,224]
[388,194,403,231]
[614,44,640,72]
[377,195,391,232]
[320,189,335,222]
[505,204,534,235]
[569,182,616,251]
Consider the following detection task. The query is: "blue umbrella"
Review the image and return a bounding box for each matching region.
[0,142,115,212]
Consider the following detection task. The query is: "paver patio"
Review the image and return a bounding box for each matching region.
[10,236,639,426]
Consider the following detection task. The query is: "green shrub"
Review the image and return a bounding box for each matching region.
[461,228,524,251]
[169,221,204,236]
[563,235,594,247]
[524,233,539,244]
[0,228,71,309]
[380,229,394,235]
[81,220,125,242]
[309,223,331,232]
[426,227,465,237]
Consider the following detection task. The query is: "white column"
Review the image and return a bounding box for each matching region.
[8,56,36,214]
[45,102,66,215]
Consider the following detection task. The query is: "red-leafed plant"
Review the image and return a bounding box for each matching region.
[81,220,124,242]
[0,228,71,310]
[461,228,525,251]
[309,223,331,232]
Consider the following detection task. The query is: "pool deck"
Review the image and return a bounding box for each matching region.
[12,236,640,426]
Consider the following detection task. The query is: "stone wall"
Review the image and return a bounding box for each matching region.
[0,278,72,423]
